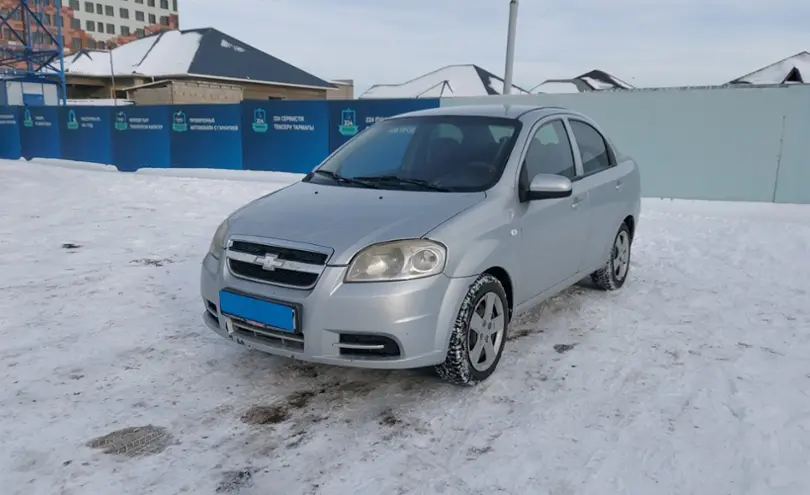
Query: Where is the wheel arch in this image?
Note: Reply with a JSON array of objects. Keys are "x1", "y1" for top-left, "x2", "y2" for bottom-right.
[
  {"x1": 623, "y1": 214, "x2": 636, "y2": 240},
  {"x1": 482, "y1": 266, "x2": 514, "y2": 320}
]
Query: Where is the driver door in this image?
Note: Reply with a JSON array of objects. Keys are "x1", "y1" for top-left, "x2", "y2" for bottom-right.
[{"x1": 514, "y1": 119, "x2": 589, "y2": 304}]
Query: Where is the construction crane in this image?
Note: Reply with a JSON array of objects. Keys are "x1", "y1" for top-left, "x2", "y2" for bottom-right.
[{"x1": 0, "y1": 0, "x2": 67, "y2": 104}]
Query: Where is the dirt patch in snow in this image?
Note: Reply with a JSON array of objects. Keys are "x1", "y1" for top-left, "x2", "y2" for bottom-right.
[
  {"x1": 130, "y1": 257, "x2": 174, "y2": 267},
  {"x1": 553, "y1": 343, "x2": 577, "y2": 354},
  {"x1": 215, "y1": 468, "x2": 256, "y2": 493},
  {"x1": 241, "y1": 389, "x2": 321, "y2": 426},
  {"x1": 378, "y1": 408, "x2": 400, "y2": 426}
]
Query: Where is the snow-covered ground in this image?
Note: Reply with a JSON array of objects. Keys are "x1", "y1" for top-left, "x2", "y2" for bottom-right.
[{"x1": 2, "y1": 159, "x2": 810, "y2": 495}]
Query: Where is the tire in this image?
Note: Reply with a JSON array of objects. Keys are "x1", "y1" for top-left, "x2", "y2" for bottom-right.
[
  {"x1": 591, "y1": 222, "x2": 632, "y2": 291},
  {"x1": 436, "y1": 274, "x2": 509, "y2": 386}
]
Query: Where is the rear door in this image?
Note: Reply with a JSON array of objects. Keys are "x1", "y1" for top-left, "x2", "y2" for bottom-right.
[
  {"x1": 565, "y1": 118, "x2": 627, "y2": 272},
  {"x1": 514, "y1": 118, "x2": 589, "y2": 303}
]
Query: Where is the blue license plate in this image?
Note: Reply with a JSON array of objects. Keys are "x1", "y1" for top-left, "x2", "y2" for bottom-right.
[{"x1": 218, "y1": 291, "x2": 296, "y2": 333}]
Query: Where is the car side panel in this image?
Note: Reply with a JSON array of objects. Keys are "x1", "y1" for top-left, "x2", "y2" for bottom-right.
[
  {"x1": 514, "y1": 182, "x2": 590, "y2": 303},
  {"x1": 576, "y1": 162, "x2": 630, "y2": 271},
  {"x1": 427, "y1": 197, "x2": 522, "y2": 286},
  {"x1": 564, "y1": 117, "x2": 640, "y2": 272}
]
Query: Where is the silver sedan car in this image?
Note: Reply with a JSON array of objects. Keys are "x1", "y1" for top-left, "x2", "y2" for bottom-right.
[{"x1": 200, "y1": 104, "x2": 641, "y2": 385}]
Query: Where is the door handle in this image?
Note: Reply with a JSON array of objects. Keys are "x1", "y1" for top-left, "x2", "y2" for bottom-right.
[
  {"x1": 615, "y1": 180, "x2": 624, "y2": 190},
  {"x1": 571, "y1": 197, "x2": 584, "y2": 209}
]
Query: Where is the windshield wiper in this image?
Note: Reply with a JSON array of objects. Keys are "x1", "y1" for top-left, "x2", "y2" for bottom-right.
[
  {"x1": 353, "y1": 175, "x2": 451, "y2": 192},
  {"x1": 313, "y1": 169, "x2": 380, "y2": 189}
]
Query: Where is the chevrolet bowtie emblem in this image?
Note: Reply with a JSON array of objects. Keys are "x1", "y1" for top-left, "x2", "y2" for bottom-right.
[{"x1": 256, "y1": 254, "x2": 285, "y2": 271}]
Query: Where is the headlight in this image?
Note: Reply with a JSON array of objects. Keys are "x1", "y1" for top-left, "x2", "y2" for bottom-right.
[
  {"x1": 208, "y1": 219, "x2": 229, "y2": 259},
  {"x1": 345, "y1": 239, "x2": 447, "y2": 283}
]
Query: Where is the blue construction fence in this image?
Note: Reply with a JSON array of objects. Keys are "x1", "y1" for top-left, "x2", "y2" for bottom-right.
[{"x1": 0, "y1": 98, "x2": 439, "y2": 172}]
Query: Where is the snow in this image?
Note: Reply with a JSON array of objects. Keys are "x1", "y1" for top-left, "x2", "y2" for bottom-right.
[
  {"x1": 62, "y1": 30, "x2": 202, "y2": 77},
  {"x1": 360, "y1": 64, "x2": 529, "y2": 99},
  {"x1": 733, "y1": 51, "x2": 810, "y2": 84},
  {"x1": 67, "y1": 99, "x2": 135, "y2": 106},
  {"x1": 3, "y1": 159, "x2": 810, "y2": 494}
]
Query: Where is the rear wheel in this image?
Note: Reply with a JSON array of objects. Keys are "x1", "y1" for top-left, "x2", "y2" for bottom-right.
[
  {"x1": 436, "y1": 274, "x2": 508, "y2": 386},
  {"x1": 591, "y1": 223, "x2": 632, "y2": 290}
]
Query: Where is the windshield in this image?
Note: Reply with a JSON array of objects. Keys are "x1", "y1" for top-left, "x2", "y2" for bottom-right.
[{"x1": 305, "y1": 115, "x2": 522, "y2": 192}]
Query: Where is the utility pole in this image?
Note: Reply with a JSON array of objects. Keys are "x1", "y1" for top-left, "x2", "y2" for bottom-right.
[
  {"x1": 503, "y1": 0, "x2": 519, "y2": 95},
  {"x1": 108, "y1": 41, "x2": 117, "y2": 106}
]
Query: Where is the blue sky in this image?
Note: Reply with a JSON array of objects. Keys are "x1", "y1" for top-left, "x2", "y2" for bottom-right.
[{"x1": 182, "y1": 0, "x2": 810, "y2": 92}]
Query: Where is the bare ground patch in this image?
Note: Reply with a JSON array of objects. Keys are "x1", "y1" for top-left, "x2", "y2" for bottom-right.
[{"x1": 215, "y1": 468, "x2": 256, "y2": 493}]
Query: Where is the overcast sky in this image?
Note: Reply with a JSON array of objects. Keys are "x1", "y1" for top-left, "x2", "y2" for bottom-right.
[{"x1": 182, "y1": 0, "x2": 810, "y2": 93}]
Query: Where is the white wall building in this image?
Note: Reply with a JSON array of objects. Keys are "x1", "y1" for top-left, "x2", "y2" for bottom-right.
[{"x1": 66, "y1": 0, "x2": 178, "y2": 42}]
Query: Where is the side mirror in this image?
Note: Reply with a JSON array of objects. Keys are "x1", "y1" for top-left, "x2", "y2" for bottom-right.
[{"x1": 527, "y1": 174, "x2": 573, "y2": 200}]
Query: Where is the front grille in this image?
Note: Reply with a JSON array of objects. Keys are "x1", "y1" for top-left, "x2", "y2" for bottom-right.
[
  {"x1": 228, "y1": 259, "x2": 318, "y2": 287},
  {"x1": 230, "y1": 240, "x2": 328, "y2": 265},
  {"x1": 226, "y1": 239, "x2": 328, "y2": 289}
]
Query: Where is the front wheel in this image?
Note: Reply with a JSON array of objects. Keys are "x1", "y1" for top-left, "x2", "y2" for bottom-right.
[
  {"x1": 436, "y1": 274, "x2": 509, "y2": 386},
  {"x1": 591, "y1": 223, "x2": 632, "y2": 290}
]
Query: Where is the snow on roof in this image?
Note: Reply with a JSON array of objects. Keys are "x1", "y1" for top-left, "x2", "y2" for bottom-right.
[
  {"x1": 730, "y1": 51, "x2": 810, "y2": 84},
  {"x1": 60, "y1": 28, "x2": 334, "y2": 89},
  {"x1": 531, "y1": 70, "x2": 633, "y2": 93},
  {"x1": 359, "y1": 64, "x2": 530, "y2": 99},
  {"x1": 62, "y1": 30, "x2": 201, "y2": 77}
]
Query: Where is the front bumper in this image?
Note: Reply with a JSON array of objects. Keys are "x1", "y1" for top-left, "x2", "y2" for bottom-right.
[{"x1": 200, "y1": 253, "x2": 475, "y2": 369}]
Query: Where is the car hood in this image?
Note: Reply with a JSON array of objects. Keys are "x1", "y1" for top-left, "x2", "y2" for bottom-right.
[{"x1": 227, "y1": 181, "x2": 486, "y2": 265}]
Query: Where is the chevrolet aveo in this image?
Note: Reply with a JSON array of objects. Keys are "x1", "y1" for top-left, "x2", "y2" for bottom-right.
[{"x1": 200, "y1": 104, "x2": 641, "y2": 385}]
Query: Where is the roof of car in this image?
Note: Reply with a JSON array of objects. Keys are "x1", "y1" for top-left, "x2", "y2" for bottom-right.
[{"x1": 392, "y1": 103, "x2": 570, "y2": 120}]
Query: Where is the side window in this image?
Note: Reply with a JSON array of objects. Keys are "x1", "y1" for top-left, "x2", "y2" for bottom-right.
[
  {"x1": 523, "y1": 120, "x2": 576, "y2": 180},
  {"x1": 569, "y1": 120, "x2": 611, "y2": 175}
]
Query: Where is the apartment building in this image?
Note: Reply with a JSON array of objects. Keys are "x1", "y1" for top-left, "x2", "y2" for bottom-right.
[
  {"x1": 0, "y1": 0, "x2": 178, "y2": 56},
  {"x1": 66, "y1": 0, "x2": 178, "y2": 47}
]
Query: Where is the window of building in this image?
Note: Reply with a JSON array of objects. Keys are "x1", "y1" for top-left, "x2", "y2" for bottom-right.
[
  {"x1": 84, "y1": 1, "x2": 93, "y2": 13},
  {"x1": 71, "y1": 18, "x2": 81, "y2": 29},
  {"x1": 69, "y1": 0, "x2": 80, "y2": 9},
  {"x1": 105, "y1": 5, "x2": 114, "y2": 16},
  {"x1": 159, "y1": 15, "x2": 169, "y2": 26},
  {"x1": 85, "y1": 20, "x2": 95, "y2": 31},
  {"x1": 121, "y1": 25, "x2": 131, "y2": 35},
  {"x1": 135, "y1": 28, "x2": 144, "y2": 37},
  {"x1": 135, "y1": 10, "x2": 144, "y2": 21},
  {"x1": 96, "y1": 3, "x2": 102, "y2": 14},
  {"x1": 160, "y1": 0, "x2": 169, "y2": 8},
  {"x1": 71, "y1": 38, "x2": 81, "y2": 50},
  {"x1": 87, "y1": 39, "x2": 96, "y2": 49},
  {"x1": 148, "y1": 13, "x2": 155, "y2": 23},
  {"x1": 147, "y1": 0, "x2": 155, "y2": 6},
  {"x1": 120, "y1": 7, "x2": 129, "y2": 18},
  {"x1": 172, "y1": 0, "x2": 177, "y2": 10},
  {"x1": 135, "y1": 0, "x2": 143, "y2": 3},
  {"x1": 106, "y1": 23, "x2": 115, "y2": 34}
]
